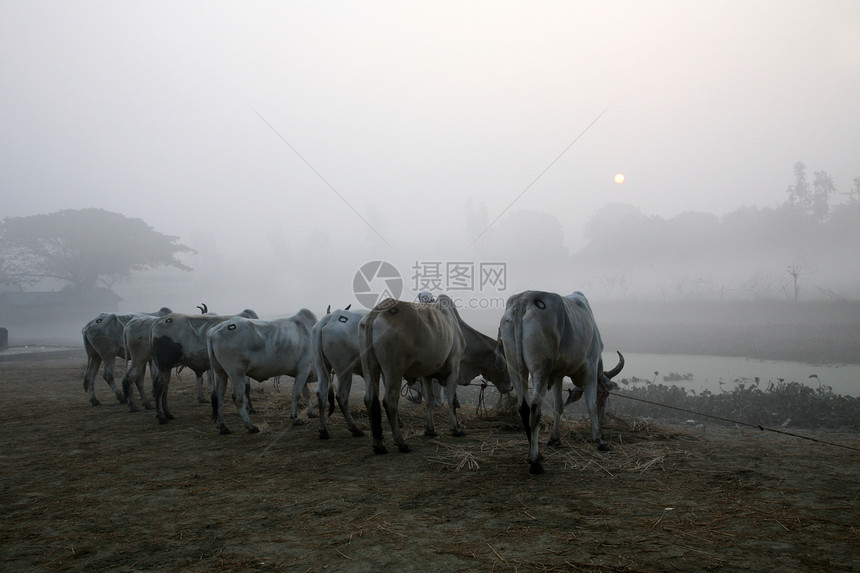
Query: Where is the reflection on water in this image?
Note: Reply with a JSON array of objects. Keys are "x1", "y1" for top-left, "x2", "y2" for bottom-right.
[{"x1": 607, "y1": 353, "x2": 860, "y2": 398}]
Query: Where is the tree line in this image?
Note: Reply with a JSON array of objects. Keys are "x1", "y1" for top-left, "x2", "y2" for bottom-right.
[
  {"x1": 573, "y1": 162, "x2": 860, "y2": 300},
  {"x1": 1, "y1": 163, "x2": 858, "y2": 302}
]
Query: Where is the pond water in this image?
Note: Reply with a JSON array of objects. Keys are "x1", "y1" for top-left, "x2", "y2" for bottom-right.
[{"x1": 610, "y1": 353, "x2": 860, "y2": 397}]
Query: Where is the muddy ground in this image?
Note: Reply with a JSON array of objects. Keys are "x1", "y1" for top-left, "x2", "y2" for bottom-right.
[{"x1": 1, "y1": 355, "x2": 858, "y2": 572}]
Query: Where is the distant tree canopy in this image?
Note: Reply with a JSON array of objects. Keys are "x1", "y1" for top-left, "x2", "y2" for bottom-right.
[
  {"x1": 786, "y1": 161, "x2": 836, "y2": 221},
  {"x1": 0, "y1": 208, "x2": 195, "y2": 291}
]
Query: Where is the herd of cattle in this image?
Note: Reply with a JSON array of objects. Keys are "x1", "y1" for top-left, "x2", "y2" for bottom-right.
[{"x1": 81, "y1": 291, "x2": 624, "y2": 474}]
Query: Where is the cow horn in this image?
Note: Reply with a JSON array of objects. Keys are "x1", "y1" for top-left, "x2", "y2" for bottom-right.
[
  {"x1": 197, "y1": 303, "x2": 208, "y2": 314},
  {"x1": 326, "y1": 305, "x2": 331, "y2": 315},
  {"x1": 604, "y1": 351, "x2": 625, "y2": 379},
  {"x1": 345, "y1": 304, "x2": 351, "y2": 311}
]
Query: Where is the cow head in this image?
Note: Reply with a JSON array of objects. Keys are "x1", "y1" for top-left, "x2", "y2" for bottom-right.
[
  {"x1": 564, "y1": 351, "x2": 625, "y2": 407},
  {"x1": 601, "y1": 350, "x2": 624, "y2": 391},
  {"x1": 493, "y1": 337, "x2": 507, "y2": 376}
]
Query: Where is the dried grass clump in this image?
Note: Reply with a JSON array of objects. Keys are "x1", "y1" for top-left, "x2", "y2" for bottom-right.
[
  {"x1": 426, "y1": 442, "x2": 483, "y2": 471},
  {"x1": 419, "y1": 407, "x2": 690, "y2": 474}
]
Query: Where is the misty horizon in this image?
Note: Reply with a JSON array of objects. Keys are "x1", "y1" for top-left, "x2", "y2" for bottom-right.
[{"x1": 2, "y1": 1, "x2": 859, "y2": 320}]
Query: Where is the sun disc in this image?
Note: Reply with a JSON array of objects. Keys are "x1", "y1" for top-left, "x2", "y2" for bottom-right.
[{"x1": 614, "y1": 173, "x2": 625, "y2": 184}]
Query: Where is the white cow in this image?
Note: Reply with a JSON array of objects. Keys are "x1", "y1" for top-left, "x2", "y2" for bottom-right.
[
  {"x1": 120, "y1": 314, "x2": 160, "y2": 412},
  {"x1": 82, "y1": 307, "x2": 172, "y2": 406},
  {"x1": 496, "y1": 290, "x2": 624, "y2": 474},
  {"x1": 359, "y1": 295, "x2": 465, "y2": 454},
  {"x1": 312, "y1": 306, "x2": 368, "y2": 439},
  {"x1": 149, "y1": 309, "x2": 258, "y2": 424},
  {"x1": 208, "y1": 309, "x2": 319, "y2": 434}
]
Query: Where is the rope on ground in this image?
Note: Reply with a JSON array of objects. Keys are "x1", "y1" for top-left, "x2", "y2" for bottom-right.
[
  {"x1": 609, "y1": 391, "x2": 860, "y2": 453},
  {"x1": 400, "y1": 381, "x2": 421, "y2": 403}
]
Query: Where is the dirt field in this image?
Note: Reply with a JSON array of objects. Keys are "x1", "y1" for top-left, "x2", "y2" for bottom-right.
[{"x1": 1, "y1": 356, "x2": 858, "y2": 572}]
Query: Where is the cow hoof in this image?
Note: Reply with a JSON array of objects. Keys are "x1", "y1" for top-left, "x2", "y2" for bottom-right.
[
  {"x1": 90, "y1": 399, "x2": 101, "y2": 406},
  {"x1": 119, "y1": 397, "x2": 128, "y2": 405},
  {"x1": 529, "y1": 462, "x2": 545, "y2": 475},
  {"x1": 219, "y1": 426, "x2": 231, "y2": 435},
  {"x1": 166, "y1": 414, "x2": 175, "y2": 421},
  {"x1": 598, "y1": 443, "x2": 612, "y2": 452},
  {"x1": 373, "y1": 445, "x2": 388, "y2": 455},
  {"x1": 452, "y1": 429, "x2": 465, "y2": 438},
  {"x1": 248, "y1": 426, "x2": 260, "y2": 434},
  {"x1": 307, "y1": 411, "x2": 318, "y2": 419},
  {"x1": 350, "y1": 428, "x2": 365, "y2": 438},
  {"x1": 291, "y1": 418, "x2": 305, "y2": 426},
  {"x1": 319, "y1": 429, "x2": 331, "y2": 440},
  {"x1": 398, "y1": 444, "x2": 412, "y2": 453},
  {"x1": 248, "y1": 407, "x2": 257, "y2": 415},
  {"x1": 144, "y1": 403, "x2": 154, "y2": 411},
  {"x1": 547, "y1": 437, "x2": 561, "y2": 447},
  {"x1": 128, "y1": 405, "x2": 140, "y2": 413},
  {"x1": 157, "y1": 416, "x2": 168, "y2": 425},
  {"x1": 424, "y1": 430, "x2": 438, "y2": 437}
]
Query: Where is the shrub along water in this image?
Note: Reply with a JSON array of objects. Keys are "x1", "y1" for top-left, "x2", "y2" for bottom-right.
[{"x1": 608, "y1": 379, "x2": 860, "y2": 430}]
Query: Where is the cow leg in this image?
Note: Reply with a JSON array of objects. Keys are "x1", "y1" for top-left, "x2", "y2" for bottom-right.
[
  {"x1": 122, "y1": 361, "x2": 144, "y2": 412},
  {"x1": 196, "y1": 370, "x2": 211, "y2": 404},
  {"x1": 153, "y1": 369, "x2": 174, "y2": 424},
  {"x1": 121, "y1": 368, "x2": 135, "y2": 411},
  {"x1": 582, "y1": 369, "x2": 611, "y2": 451},
  {"x1": 245, "y1": 378, "x2": 256, "y2": 414},
  {"x1": 84, "y1": 352, "x2": 102, "y2": 405},
  {"x1": 102, "y1": 355, "x2": 126, "y2": 404},
  {"x1": 421, "y1": 377, "x2": 437, "y2": 437},
  {"x1": 336, "y1": 373, "x2": 363, "y2": 437},
  {"x1": 141, "y1": 360, "x2": 157, "y2": 409},
  {"x1": 316, "y1": 366, "x2": 333, "y2": 439},
  {"x1": 363, "y1": 370, "x2": 386, "y2": 454},
  {"x1": 229, "y1": 368, "x2": 258, "y2": 434},
  {"x1": 446, "y1": 377, "x2": 465, "y2": 437},
  {"x1": 526, "y1": 374, "x2": 550, "y2": 474},
  {"x1": 290, "y1": 366, "x2": 313, "y2": 424},
  {"x1": 382, "y1": 371, "x2": 409, "y2": 452},
  {"x1": 303, "y1": 379, "x2": 317, "y2": 419},
  {"x1": 434, "y1": 381, "x2": 445, "y2": 408},
  {"x1": 210, "y1": 364, "x2": 229, "y2": 433},
  {"x1": 547, "y1": 378, "x2": 564, "y2": 447}
]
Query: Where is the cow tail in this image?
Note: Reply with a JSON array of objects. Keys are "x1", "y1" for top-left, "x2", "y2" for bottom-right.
[
  {"x1": 82, "y1": 334, "x2": 95, "y2": 390},
  {"x1": 360, "y1": 311, "x2": 378, "y2": 379},
  {"x1": 312, "y1": 317, "x2": 332, "y2": 408},
  {"x1": 360, "y1": 310, "x2": 386, "y2": 443},
  {"x1": 514, "y1": 302, "x2": 528, "y2": 386},
  {"x1": 511, "y1": 301, "x2": 531, "y2": 434},
  {"x1": 312, "y1": 317, "x2": 328, "y2": 382}
]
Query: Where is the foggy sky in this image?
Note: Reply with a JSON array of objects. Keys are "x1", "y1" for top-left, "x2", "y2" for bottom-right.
[{"x1": 2, "y1": 1, "x2": 859, "y2": 315}]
